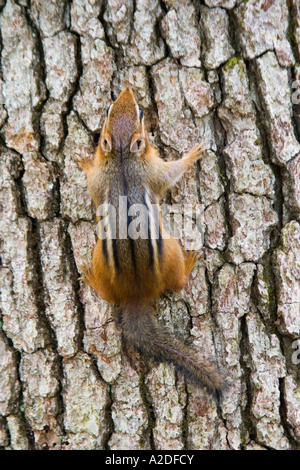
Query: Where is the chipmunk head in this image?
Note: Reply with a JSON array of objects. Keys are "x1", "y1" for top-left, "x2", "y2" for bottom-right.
[{"x1": 100, "y1": 88, "x2": 147, "y2": 156}]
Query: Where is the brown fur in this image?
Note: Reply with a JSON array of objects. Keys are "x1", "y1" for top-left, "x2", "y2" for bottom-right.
[{"x1": 77, "y1": 88, "x2": 224, "y2": 391}]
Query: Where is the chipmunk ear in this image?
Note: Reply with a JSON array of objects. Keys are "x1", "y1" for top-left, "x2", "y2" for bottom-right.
[
  {"x1": 130, "y1": 134, "x2": 145, "y2": 153},
  {"x1": 100, "y1": 134, "x2": 112, "y2": 153}
]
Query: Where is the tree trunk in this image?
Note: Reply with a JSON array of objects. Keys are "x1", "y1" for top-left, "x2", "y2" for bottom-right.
[{"x1": 0, "y1": 0, "x2": 300, "y2": 451}]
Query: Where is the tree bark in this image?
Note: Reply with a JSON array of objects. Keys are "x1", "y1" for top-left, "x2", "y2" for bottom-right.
[{"x1": 0, "y1": 0, "x2": 300, "y2": 450}]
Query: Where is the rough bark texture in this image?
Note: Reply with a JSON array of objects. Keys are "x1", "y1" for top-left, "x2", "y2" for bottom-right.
[{"x1": 0, "y1": 0, "x2": 300, "y2": 450}]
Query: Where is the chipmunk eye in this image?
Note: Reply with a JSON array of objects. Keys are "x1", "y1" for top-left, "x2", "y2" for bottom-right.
[{"x1": 139, "y1": 108, "x2": 144, "y2": 120}]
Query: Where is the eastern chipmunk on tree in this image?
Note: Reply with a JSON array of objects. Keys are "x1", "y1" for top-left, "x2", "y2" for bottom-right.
[{"x1": 77, "y1": 88, "x2": 223, "y2": 391}]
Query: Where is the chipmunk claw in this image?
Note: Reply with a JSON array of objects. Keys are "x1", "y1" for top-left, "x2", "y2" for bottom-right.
[
  {"x1": 183, "y1": 243, "x2": 203, "y2": 275},
  {"x1": 75, "y1": 155, "x2": 91, "y2": 172},
  {"x1": 78, "y1": 260, "x2": 93, "y2": 282},
  {"x1": 185, "y1": 142, "x2": 207, "y2": 164}
]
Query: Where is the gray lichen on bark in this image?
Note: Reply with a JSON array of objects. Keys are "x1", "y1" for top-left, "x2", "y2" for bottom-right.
[{"x1": 0, "y1": 0, "x2": 299, "y2": 450}]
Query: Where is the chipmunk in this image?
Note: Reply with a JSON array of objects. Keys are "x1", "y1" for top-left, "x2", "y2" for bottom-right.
[{"x1": 77, "y1": 88, "x2": 223, "y2": 391}]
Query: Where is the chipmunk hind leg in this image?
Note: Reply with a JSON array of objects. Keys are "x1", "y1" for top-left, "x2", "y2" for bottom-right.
[
  {"x1": 160, "y1": 236, "x2": 202, "y2": 293},
  {"x1": 183, "y1": 246, "x2": 202, "y2": 278},
  {"x1": 77, "y1": 260, "x2": 103, "y2": 296},
  {"x1": 160, "y1": 235, "x2": 187, "y2": 292}
]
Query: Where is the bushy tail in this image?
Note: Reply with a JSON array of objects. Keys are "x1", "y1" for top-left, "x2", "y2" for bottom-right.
[{"x1": 114, "y1": 304, "x2": 224, "y2": 391}]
